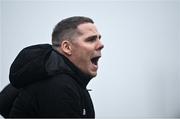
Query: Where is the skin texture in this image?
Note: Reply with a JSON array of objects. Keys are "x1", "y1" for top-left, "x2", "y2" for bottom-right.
[{"x1": 59, "y1": 23, "x2": 104, "y2": 78}]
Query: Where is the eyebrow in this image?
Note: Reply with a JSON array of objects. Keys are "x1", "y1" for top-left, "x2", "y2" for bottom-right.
[{"x1": 86, "y1": 34, "x2": 101, "y2": 40}]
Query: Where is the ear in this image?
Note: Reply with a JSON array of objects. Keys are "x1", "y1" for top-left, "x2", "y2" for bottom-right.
[{"x1": 60, "y1": 40, "x2": 72, "y2": 55}]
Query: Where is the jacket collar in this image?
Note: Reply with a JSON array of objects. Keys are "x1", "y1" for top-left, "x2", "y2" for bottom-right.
[{"x1": 49, "y1": 49, "x2": 92, "y2": 89}]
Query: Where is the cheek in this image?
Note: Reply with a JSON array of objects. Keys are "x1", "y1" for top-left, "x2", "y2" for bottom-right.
[
  {"x1": 78, "y1": 50, "x2": 91, "y2": 62},
  {"x1": 75, "y1": 49, "x2": 92, "y2": 65},
  {"x1": 73, "y1": 44, "x2": 91, "y2": 56},
  {"x1": 71, "y1": 43, "x2": 94, "y2": 63}
]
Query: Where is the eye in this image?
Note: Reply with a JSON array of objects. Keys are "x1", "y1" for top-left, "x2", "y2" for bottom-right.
[
  {"x1": 86, "y1": 36, "x2": 97, "y2": 42},
  {"x1": 87, "y1": 38, "x2": 96, "y2": 42}
]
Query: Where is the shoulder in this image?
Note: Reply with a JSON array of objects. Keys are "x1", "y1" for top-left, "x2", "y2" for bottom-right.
[
  {"x1": 23, "y1": 73, "x2": 81, "y2": 99},
  {"x1": 36, "y1": 74, "x2": 79, "y2": 90}
]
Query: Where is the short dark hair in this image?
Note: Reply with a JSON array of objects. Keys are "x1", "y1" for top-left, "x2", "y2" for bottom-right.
[{"x1": 52, "y1": 16, "x2": 94, "y2": 47}]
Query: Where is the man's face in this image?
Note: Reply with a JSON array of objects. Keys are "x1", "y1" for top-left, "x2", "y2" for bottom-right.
[{"x1": 70, "y1": 23, "x2": 104, "y2": 78}]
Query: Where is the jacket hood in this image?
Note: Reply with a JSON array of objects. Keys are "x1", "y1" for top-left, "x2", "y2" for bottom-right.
[
  {"x1": 9, "y1": 44, "x2": 52, "y2": 89},
  {"x1": 9, "y1": 44, "x2": 92, "y2": 89}
]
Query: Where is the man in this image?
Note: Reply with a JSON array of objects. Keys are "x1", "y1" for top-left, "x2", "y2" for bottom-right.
[{"x1": 9, "y1": 16, "x2": 104, "y2": 118}]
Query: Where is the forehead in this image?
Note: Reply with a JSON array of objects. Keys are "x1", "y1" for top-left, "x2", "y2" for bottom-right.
[{"x1": 77, "y1": 23, "x2": 100, "y2": 36}]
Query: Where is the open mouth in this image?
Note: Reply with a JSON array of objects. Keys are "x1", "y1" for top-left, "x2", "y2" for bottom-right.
[{"x1": 91, "y1": 56, "x2": 101, "y2": 66}]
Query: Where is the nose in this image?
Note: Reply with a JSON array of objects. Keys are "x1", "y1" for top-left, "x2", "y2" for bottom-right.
[{"x1": 96, "y1": 40, "x2": 104, "y2": 51}]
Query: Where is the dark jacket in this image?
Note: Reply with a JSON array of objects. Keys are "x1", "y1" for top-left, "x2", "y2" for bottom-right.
[
  {"x1": 9, "y1": 44, "x2": 95, "y2": 118},
  {"x1": 0, "y1": 84, "x2": 19, "y2": 118}
]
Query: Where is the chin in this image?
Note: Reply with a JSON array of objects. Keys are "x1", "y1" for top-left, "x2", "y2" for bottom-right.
[{"x1": 89, "y1": 73, "x2": 97, "y2": 78}]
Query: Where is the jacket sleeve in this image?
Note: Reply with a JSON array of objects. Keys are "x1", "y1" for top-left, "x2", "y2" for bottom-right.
[
  {"x1": 9, "y1": 88, "x2": 37, "y2": 118},
  {"x1": 0, "y1": 83, "x2": 19, "y2": 118},
  {"x1": 9, "y1": 78, "x2": 82, "y2": 118}
]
